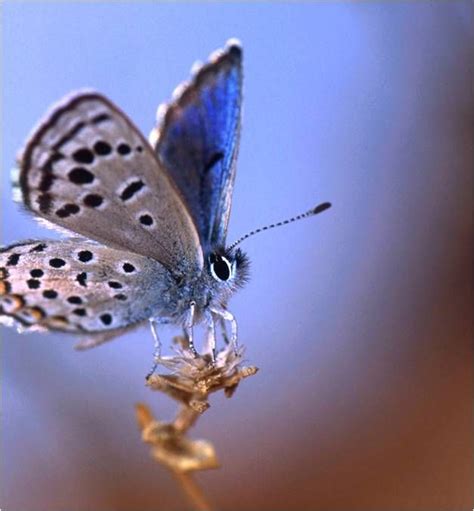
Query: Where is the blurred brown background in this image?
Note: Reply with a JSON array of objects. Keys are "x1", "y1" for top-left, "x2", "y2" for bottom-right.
[{"x1": 2, "y1": 2, "x2": 472, "y2": 510}]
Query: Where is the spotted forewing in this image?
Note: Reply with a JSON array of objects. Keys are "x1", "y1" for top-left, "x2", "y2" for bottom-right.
[{"x1": 18, "y1": 93, "x2": 203, "y2": 273}]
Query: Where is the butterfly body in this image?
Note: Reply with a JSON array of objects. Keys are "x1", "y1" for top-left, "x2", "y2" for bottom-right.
[{"x1": 144, "y1": 245, "x2": 249, "y2": 328}]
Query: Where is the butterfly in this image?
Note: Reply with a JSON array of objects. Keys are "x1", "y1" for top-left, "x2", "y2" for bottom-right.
[{"x1": 0, "y1": 39, "x2": 331, "y2": 365}]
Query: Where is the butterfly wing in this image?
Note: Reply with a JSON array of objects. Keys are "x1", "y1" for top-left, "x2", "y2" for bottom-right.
[
  {"x1": 0, "y1": 239, "x2": 172, "y2": 334},
  {"x1": 150, "y1": 39, "x2": 243, "y2": 249},
  {"x1": 17, "y1": 92, "x2": 203, "y2": 275}
]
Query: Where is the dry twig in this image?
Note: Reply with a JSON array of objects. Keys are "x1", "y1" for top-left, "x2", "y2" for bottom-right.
[{"x1": 135, "y1": 339, "x2": 258, "y2": 510}]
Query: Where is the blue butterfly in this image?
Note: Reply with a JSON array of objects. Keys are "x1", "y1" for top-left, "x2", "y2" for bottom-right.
[{"x1": 0, "y1": 39, "x2": 330, "y2": 366}]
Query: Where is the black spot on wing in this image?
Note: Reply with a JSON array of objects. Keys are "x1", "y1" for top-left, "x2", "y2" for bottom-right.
[
  {"x1": 93, "y1": 140, "x2": 112, "y2": 156},
  {"x1": 139, "y1": 214, "x2": 153, "y2": 226},
  {"x1": 37, "y1": 193, "x2": 53, "y2": 214},
  {"x1": 69, "y1": 167, "x2": 95, "y2": 184},
  {"x1": 43, "y1": 289, "x2": 58, "y2": 299},
  {"x1": 76, "y1": 272, "x2": 87, "y2": 287},
  {"x1": 27, "y1": 279, "x2": 41, "y2": 289},
  {"x1": 100, "y1": 313, "x2": 112, "y2": 325},
  {"x1": 72, "y1": 148, "x2": 95, "y2": 164},
  {"x1": 117, "y1": 143, "x2": 131, "y2": 155},
  {"x1": 77, "y1": 250, "x2": 93, "y2": 262},
  {"x1": 67, "y1": 296, "x2": 82, "y2": 304},
  {"x1": 120, "y1": 180, "x2": 144, "y2": 201},
  {"x1": 30, "y1": 243, "x2": 47, "y2": 253},
  {"x1": 7, "y1": 254, "x2": 20, "y2": 266},
  {"x1": 49, "y1": 258, "x2": 66, "y2": 268},
  {"x1": 56, "y1": 203, "x2": 80, "y2": 218},
  {"x1": 83, "y1": 194, "x2": 103, "y2": 208}
]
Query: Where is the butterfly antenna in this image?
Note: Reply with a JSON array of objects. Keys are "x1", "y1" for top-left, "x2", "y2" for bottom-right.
[{"x1": 228, "y1": 201, "x2": 332, "y2": 251}]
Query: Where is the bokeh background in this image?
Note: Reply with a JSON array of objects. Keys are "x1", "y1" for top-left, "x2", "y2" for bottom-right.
[{"x1": 1, "y1": 2, "x2": 472, "y2": 510}]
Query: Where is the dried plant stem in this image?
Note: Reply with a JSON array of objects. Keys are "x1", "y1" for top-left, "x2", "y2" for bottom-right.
[
  {"x1": 172, "y1": 470, "x2": 213, "y2": 511},
  {"x1": 136, "y1": 345, "x2": 258, "y2": 510},
  {"x1": 174, "y1": 404, "x2": 201, "y2": 433}
]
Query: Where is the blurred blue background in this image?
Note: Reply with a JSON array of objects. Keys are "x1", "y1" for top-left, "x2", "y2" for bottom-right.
[{"x1": 1, "y1": 2, "x2": 472, "y2": 510}]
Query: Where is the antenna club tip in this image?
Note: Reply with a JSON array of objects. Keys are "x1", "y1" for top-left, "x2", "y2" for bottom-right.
[{"x1": 312, "y1": 202, "x2": 332, "y2": 215}]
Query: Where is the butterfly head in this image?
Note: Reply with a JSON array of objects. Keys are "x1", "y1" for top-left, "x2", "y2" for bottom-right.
[{"x1": 207, "y1": 247, "x2": 249, "y2": 290}]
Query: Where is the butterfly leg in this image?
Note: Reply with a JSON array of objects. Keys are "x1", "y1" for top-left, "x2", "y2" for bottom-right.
[
  {"x1": 211, "y1": 307, "x2": 238, "y2": 354},
  {"x1": 203, "y1": 310, "x2": 216, "y2": 362},
  {"x1": 146, "y1": 316, "x2": 172, "y2": 379},
  {"x1": 218, "y1": 316, "x2": 230, "y2": 345},
  {"x1": 184, "y1": 301, "x2": 198, "y2": 358}
]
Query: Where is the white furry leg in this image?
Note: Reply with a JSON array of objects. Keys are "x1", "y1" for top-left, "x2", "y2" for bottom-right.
[
  {"x1": 211, "y1": 307, "x2": 238, "y2": 353},
  {"x1": 218, "y1": 315, "x2": 230, "y2": 345},
  {"x1": 203, "y1": 310, "x2": 216, "y2": 361},
  {"x1": 184, "y1": 301, "x2": 197, "y2": 357},
  {"x1": 146, "y1": 317, "x2": 171, "y2": 379}
]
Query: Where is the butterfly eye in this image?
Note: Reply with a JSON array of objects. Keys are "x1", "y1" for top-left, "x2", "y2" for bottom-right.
[{"x1": 209, "y1": 254, "x2": 232, "y2": 282}]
